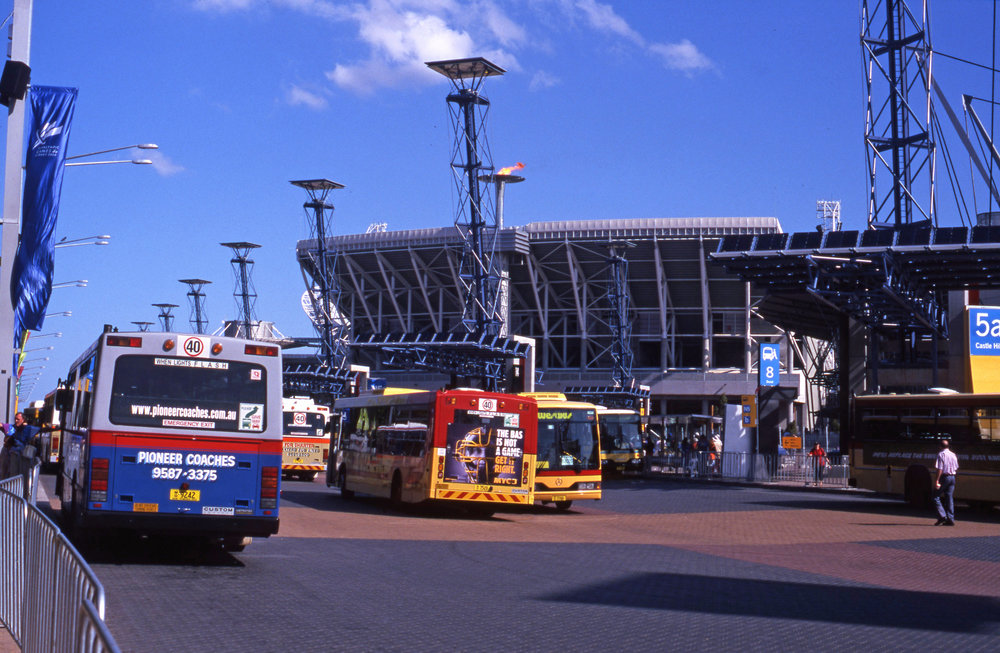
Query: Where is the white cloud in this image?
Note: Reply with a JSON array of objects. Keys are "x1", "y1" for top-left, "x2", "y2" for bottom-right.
[
  {"x1": 145, "y1": 151, "x2": 185, "y2": 177},
  {"x1": 191, "y1": 0, "x2": 255, "y2": 12},
  {"x1": 573, "y1": 0, "x2": 644, "y2": 46},
  {"x1": 529, "y1": 70, "x2": 560, "y2": 91},
  {"x1": 287, "y1": 84, "x2": 329, "y2": 109},
  {"x1": 649, "y1": 39, "x2": 715, "y2": 75}
]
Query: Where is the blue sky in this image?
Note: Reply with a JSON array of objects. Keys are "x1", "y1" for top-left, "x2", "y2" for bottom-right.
[{"x1": 4, "y1": 0, "x2": 997, "y2": 403}]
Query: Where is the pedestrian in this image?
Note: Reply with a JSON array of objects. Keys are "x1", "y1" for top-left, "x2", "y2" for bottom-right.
[
  {"x1": 4, "y1": 412, "x2": 40, "y2": 482},
  {"x1": 933, "y1": 439, "x2": 959, "y2": 526},
  {"x1": 808, "y1": 442, "x2": 827, "y2": 486},
  {"x1": 0, "y1": 419, "x2": 14, "y2": 479}
]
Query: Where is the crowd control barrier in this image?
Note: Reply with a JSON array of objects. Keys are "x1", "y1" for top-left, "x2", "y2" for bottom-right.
[
  {"x1": 0, "y1": 468, "x2": 121, "y2": 653},
  {"x1": 646, "y1": 451, "x2": 849, "y2": 488}
]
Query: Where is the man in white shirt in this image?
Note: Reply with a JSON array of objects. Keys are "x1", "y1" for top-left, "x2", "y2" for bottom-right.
[{"x1": 933, "y1": 439, "x2": 959, "y2": 526}]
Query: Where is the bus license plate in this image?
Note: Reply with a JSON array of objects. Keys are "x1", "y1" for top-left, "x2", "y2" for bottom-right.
[
  {"x1": 170, "y1": 489, "x2": 201, "y2": 501},
  {"x1": 133, "y1": 503, "x2": 158, "y2": 512}
]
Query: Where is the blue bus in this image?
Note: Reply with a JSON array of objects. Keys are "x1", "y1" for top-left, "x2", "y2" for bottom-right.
[{"x1": 55, "y1": 327, "x2": 283, "y2": 551}]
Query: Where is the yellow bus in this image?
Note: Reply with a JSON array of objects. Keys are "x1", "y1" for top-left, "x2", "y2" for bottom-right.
[
  {"x1": 328, "y1": 388, "x2": 538, "y2": 515},
  {"x1": 851, "y1": 392, "x2": 1000, "y2": 508},
  {"x1": 281, "y1": 396, "x2": 331, "y2": 480},
  {"x1": 521, "y1": 393, "x2": 601, "y2": 510},
  {"x1": 597, "y1": 406, "x2": 644, "y2": 475}
]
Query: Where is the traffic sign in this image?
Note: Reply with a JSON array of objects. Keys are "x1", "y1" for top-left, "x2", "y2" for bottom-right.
[
  {"x1": 741, "y1": 394, "x2": 757, "y2": 427},
  {"x1": 759, "y1": 343, "x2": 779, "y2": 387}
]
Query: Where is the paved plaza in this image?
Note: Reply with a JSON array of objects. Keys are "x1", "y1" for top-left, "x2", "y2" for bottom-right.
[{"x1": 44, "y1": 476, "x2": 993, "y2": 652}]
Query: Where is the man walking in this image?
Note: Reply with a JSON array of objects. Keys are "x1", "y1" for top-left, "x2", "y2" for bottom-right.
[{"x1": 933, "y1": 439, "x2": 959, "y2": 526}]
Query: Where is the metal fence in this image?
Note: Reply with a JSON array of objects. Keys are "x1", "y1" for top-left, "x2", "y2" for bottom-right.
[
  {"x1": 646, "y1": 451, "x2": 849, "y2": 488},
  {"x1": 0, "y1": 467, "x2": 121, "y2": 653}
]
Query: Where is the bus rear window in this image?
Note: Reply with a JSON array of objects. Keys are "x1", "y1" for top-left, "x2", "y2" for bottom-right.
[{"x1": 109, "y1": 355, "x2": 267, "y2": 432}]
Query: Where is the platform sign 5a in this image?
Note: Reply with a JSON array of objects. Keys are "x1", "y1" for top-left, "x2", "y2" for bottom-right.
[
  {"x1": 759, "y1": 343, "x2": 780, "y2": 387},
  {"x1": 967, "y1": 306, "x2": 1000, "y2": 392}
]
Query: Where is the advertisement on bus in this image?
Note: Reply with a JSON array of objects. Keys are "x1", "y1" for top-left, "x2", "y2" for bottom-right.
[{"x1": 443, "y1": 405, "x2": 525, "y2": 487}]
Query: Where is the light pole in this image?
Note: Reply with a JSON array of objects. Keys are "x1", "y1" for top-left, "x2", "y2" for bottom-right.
[
  {"x1": 29, "y1": 332, "x2": 62, "y2": 340},
  {"x1": 52, "y1": 280, "x2": 87, "y2": 289},
  {"x1": 65, "y1": 159, "x2": 152, "y2": 168},
  {"x1": 0, "y1": 0, "x2": 34, "y2": 422},
  {"x1": 55, "y1": 235, "x2": 110, "y2": 248},
  {"x1": 64, "y1": 143, "x2": 157, "y2": 161}
]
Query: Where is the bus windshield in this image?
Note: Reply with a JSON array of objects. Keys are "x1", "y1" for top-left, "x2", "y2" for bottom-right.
[
  {"x1": 600, "y1": 414, "x2": 642, "y2": 452},
  {"x1": 537, "y1": 408, "x2": 599, "y2": 471},
  {"x1": 282, "y1": 411, "x2": 327, "y2": 437},
  {"x1": 109, "y1": 354, "x2": 268, "y2": 432}
]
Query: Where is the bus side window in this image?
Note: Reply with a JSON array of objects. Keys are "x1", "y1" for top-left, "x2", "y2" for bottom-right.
[
  {"x1": 78, "y1": 356, "x2": 96, "y2": 428},
  {"x1": 64, "y1": 369, "x2": 79, "y2": 429}
]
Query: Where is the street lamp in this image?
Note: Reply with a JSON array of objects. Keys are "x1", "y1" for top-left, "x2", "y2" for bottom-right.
[
  {"x1": 55, "y1": 235, "x2": 110, "y2": 248},
  {"x1": 65, "y1": 159, "x2": 152, "y2": 167},
  {"x1": 21, "y1": 346, "x2": 54, "y2": 354},
  {"x1": 52, "y1": 280, "x2": 87, "y2": 289},
  {"x1": 29, "y1": 332, "x2": 62, "y2": 339},
  {"x1": 65, "y1": 143, "x2": 158, "y2": 161},
  {"x1": 44, "y1": 311, "x2": 71, "y2": 318}
]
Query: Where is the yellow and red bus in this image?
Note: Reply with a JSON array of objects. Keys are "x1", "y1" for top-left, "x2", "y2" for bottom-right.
[
  {"x1": 281, "y1": 396, "x2": 331, "y2": 480},
  {"x1": 328, "y1": 388, "x2": 537, "y2": 515},
  {"x1": 597, "y1": 406, "x2": 644, "y2": 475},
  {"x1": 521, "y1": 393, "x2": 601, "y2": 510},
  {"x1": 851, "y1": 392, "x2": 1000, "y2": 508}
]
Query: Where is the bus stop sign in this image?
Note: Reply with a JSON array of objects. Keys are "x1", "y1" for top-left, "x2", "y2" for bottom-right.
[{"x1": 759, "y1": 343, "x2": 779, "y2": 387}]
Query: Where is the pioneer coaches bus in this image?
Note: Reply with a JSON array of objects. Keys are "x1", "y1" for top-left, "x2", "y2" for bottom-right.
[
  {"x1": 328, "y1": 388, "x2": 538, "y2": 515},
  {"x1": 521, "y1": 393, "x2": 601, "y2": 510},
  {"x1": 56, "y1": 328, "x2": 283, "y2": 551},
  {"x1": 851, "y1": 392, "x2": 1000, "y2": 508}
]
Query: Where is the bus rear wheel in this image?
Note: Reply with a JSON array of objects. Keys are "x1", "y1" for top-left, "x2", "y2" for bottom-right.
[
  {"x1": 223, "y1": 536, "x2": 251, "y2": 552},
  {"x1": 390, "y1": 472, "x2": 403, "y2": 508},
  {"x1": 338, "y1": 466, "x2": 354, "y2": 499},
  {"x1": 554, "y1": 500, "x2": 573, "y2": 511}
]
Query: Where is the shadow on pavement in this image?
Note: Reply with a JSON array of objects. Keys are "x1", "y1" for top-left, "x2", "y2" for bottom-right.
[{"x1": 540, "y1": 572, "x2": 1000, "y2": 633}]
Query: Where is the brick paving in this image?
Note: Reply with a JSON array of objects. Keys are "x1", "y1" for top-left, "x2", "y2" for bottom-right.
[{"x1": 13, "y1": 475, "x2": 1000, "y2": 652}]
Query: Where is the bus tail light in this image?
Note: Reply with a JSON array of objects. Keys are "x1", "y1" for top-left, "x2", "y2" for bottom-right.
[
  {"x1": 90, "y1": 458, "x2": 109, "y2": 501},
  {"x1": 245, "y1": 344, "x2": 279, "y2": 357},
  {"x1": 106, "y1": 335, "x2": 142, "y2": 348},
  {"x1": 521, "y1": 460, "x2": 530, "y2": 485},
  {"x1": 322, "y1": 448, "x2": 329, "y2": 462},
  {"x1": 260, "y1": 466, "x2": 279, "y2": 509},
  {"x1": 437, "y1": 455, "x2": 445, "y2": 479}
]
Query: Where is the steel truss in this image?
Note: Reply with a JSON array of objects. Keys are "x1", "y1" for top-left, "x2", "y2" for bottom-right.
[{"x1": 350, "y1": 331, "x2": 529, "y2": 383}]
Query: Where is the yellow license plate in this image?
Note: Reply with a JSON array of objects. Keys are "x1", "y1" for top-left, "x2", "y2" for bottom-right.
[
  {"x1": 133, "y1": 503, "x2": 159, "y2": 513},
  {"x1": 169, "y1": 489, "x2": 201, "y2": 501},
  {"x1": 551, "y1": 495, "x2": 567, "y2": 502}
]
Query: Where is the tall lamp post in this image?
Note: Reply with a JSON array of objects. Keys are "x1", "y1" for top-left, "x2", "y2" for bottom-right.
[{"x1": 0, "y1": 0, "x2": 34, "y2": 422}]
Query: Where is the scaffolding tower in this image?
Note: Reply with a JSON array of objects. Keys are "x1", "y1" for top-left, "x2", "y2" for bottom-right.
[
  {"x1": 862, "y1": 0, "x2": 936, "y2": 229},
  {"x1": 221, "y1": 242, "x2": 260, "y2": 339},
  {"x1": 179, "y1": 278, "x2": 211, "y2": 335}
]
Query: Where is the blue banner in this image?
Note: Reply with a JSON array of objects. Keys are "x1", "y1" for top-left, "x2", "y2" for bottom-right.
[{"x1": 10, "y1": 86, "x2": 78, "y2": 345}]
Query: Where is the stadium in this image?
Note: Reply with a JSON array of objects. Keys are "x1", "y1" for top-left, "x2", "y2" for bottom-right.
[{"x1": 296, "y1": 215, "x2": 817, "y2": 443}]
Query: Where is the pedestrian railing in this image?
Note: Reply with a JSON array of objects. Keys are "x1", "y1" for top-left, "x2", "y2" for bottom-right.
[
  {"x1": 646, "y1": 451, "x2": 848, "y2": 488},
  {"x1": 0, "y1": 471, "x2": 121, "y2": 653}
]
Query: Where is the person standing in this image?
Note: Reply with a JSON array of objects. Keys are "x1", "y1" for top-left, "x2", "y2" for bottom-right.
[
  {"x1": 808, "y1": 442, "x2": 828, "y2": 486},
  {"x1": 933, "y1": 439, "x2": 959, "y2": 526}
]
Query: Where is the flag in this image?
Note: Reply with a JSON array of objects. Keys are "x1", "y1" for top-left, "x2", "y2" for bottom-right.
[{"x1": 10, "y1": 85, "x2": 78, "y2": 345}]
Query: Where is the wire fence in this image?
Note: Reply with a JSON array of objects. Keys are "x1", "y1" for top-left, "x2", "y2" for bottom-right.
[
  {"x1": 0, "y1": 463, "x2": 121, "y2": 653},
  {"x1": 645, "y1": 451, "x2": 849, "y2": 488}
]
